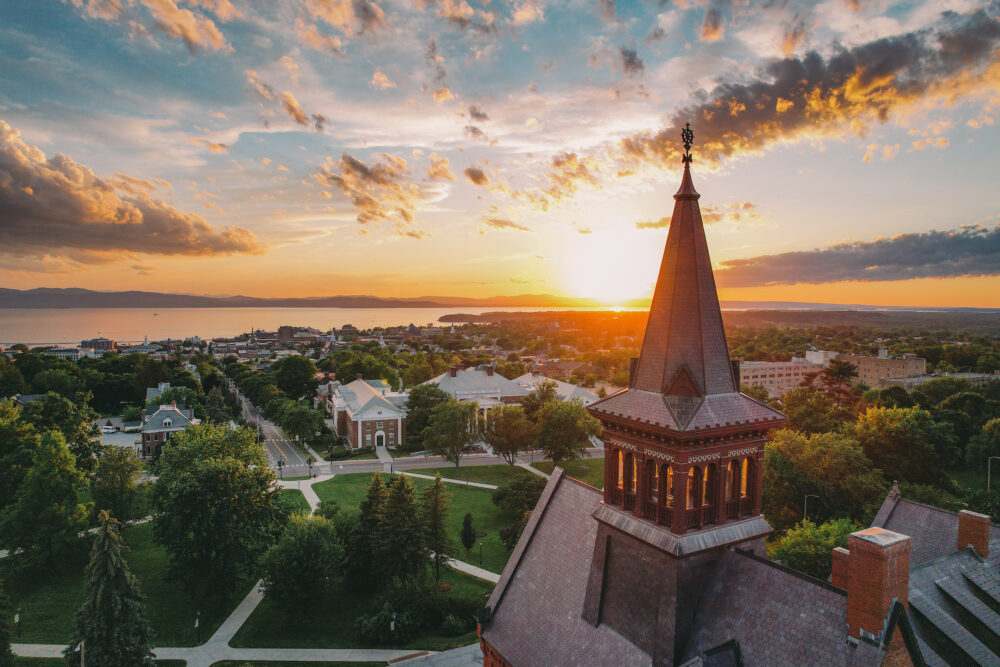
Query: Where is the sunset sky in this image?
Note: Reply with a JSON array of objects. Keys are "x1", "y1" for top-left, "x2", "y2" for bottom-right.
[{"x1": 1, "y1": 0, "x2": 999, "y2": 306}]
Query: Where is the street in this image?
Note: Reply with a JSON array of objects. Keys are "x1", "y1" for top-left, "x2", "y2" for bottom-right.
[{"x1": 227, "y1": 381, "x2": 310, "y2": 468}]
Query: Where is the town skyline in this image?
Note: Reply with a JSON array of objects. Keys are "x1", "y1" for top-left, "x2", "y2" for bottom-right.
[{"x1": 2, "y1": 0, "x2": 999, "y2": 307}]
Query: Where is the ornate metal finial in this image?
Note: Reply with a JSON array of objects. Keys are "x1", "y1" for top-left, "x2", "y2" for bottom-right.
[{"x1": 681, "y1": 122, "x2": 694, "y2": 165}]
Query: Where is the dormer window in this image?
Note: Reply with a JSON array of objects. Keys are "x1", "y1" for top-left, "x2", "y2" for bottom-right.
[{"x1": 163, "y1": 418, "x2": 173, "y2": 427}]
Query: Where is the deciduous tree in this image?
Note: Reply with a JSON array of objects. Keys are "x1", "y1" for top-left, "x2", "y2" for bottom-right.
[
  {"x1": 153, "y1": 424, "x2": 286, "y2": 594},
  {"x1": 853, "y1": 407, "x2": 957, "y2": 487},
  {"x1": 21, "y1": 393, "x2": 102, "y2": 472},
  {"x1": 771, "y1": 519, "x2": 856, "y2": 580},
  {"x1": 272, "y1": 355, "x2": 319, "y2": 399},
  {"x1": 0, "y1": 578, "x2": 13, "y2": 667},
  {"x1": 1, "y1": 431, "x2": 90, "y2": 565},
  {"x1": 405, "y1": 384, "x2": 449, "y2": 437},
  {"x1": 423, "y1": 399, "x2": 478, "y2": 469},
  {"x1": 64, "y1": 511, "x2": 155, "y2": 666},
  {"x1": 0, "y1": 398, "x2": 39, "y2": 511},
  {"x1": 92, "y1": 446, "x2": 144, "y2": 523},
  {"x1": 535, "y1": 399, "x2": 601, "y2": 468},
  {"x1": 262, "y1": 515, "x2": 345, "y2": 609},
  {"x1": 483, "y1": 405, "x2": 533, "y2": 467},
  {"x1": 521, "y1": 381, "x2": 558, "y2": 424}
]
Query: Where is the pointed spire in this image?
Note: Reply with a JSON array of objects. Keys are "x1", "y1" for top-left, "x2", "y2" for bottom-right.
[{"x1": 631, "y1": 123, "x2": 736, "y2": 401}]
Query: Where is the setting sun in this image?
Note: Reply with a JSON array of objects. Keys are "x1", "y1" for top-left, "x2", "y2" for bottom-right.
[{"x1": 562, "y1": 229, "x2": 660, "y2": 304}]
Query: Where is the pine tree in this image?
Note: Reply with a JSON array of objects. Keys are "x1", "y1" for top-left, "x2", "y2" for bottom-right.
[
  {"x1": 375, "y1": 476, "x2": 426, "y2": 582},
  {"x1": 1, "y1": 431, "x2": 90, "y2": 566},
  {"x1": 346, "y1": 473, "x2": 388, "y2": 581},
  {"x1": 64, "y1": 511, "x2": 155, "y2": 666},
  {"x1": 421, "y1": 474, "x2": 452, "y2": 580},
  {"x1": 461, "y1": 513, "x2": 476, "y2": 554},
  {"x1": 0, "y1": 578, "x2": 14, "y2": 667}
]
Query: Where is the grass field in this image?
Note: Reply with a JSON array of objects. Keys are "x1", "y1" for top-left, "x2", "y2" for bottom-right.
[
  {"x1": 212, "y1": 661, "x2": 386, "y2": 666},
  {"x1": 280, "y1": 489, "x2": 312, "y2": 515},
  {"x1": 13, "y1": 661, "x2": 186, "y2": 666},
  {"x1": 3, "y1": 522, "x2": 254, "y2": 646},
  {"x1": 313, "y1": 472, "x2": 517, "y2": 573},
  {"x1": 410, "y1": 464, "x2": 531, "y2": 487},
  {"x1": 230, "y1": 566, "x2": 492, "y2": 652},
  {"x1": 532, "y1": 458, "x2": 604, "y2": 489}
]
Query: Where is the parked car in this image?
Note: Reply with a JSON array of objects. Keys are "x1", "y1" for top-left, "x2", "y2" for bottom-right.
[{"x1": 100, "y1": 425, "x2": 117, "y2": 434}]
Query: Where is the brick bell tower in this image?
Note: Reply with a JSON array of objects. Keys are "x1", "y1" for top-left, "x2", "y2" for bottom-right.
[{"x1": 582, "y1": 125, "x2": 786, "y2": 664}]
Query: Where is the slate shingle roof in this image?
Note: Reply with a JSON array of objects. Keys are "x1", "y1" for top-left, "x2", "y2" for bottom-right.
[
  {"x1": 482, "y1": 469, "x2": 885, "y2": 666},
  {"x1": 588, "y1": 388, "x2": 784, "y2": 433},
  {"x1": 424, "y1": 367, "x2": 528, "y2": 401},
  {"x1": 512, "y1": 373, "x2": 598, "y2": 405},
  {"x1": 336, "y1": 379, "x2": 406, "y2": 416}
]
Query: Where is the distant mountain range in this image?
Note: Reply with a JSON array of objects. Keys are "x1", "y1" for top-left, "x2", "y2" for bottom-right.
[{"x1": 0, "y1": 287, "x2": 995, "y2": 312}]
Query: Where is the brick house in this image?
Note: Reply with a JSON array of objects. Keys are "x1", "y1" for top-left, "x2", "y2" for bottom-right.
[
  {"x1": 137, "y1": 402, "x2": 197, "y2": 460},
  {"x1": 320, "y1": 377, "x2": 407, "y2": 449},
  {"x1": 476, "y1": 142, "x2": 993, "y2": 665}
]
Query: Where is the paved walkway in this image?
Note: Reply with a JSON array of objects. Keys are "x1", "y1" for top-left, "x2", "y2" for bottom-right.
[
  {"x1": 445, "y1": 557, "x2": 500, "y2": 584},
  {"x1": 401, "y1": 471, "x2": 498, "y2": 490},
  {"x1": 517, "y1": 461, "x2": 550, "y2": 478}
]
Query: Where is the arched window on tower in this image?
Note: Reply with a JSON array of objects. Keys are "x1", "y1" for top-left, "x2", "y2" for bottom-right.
[
  {"x1": 665, "y1": 464, "x2": 674, "y2": 502},
  {"x1": 626, "y1": 453, "x2": 636, "y2": 493},
  {"x1": 616, "y1": 450, "x2": 624, "y2": 489},
  {"x1": 725, "y1": 459, "x2": 742, "y2": 502},
  {"x1": 741, "y1": 457, "x2": 752, "y2": 497},
  {"x1": 704, "y1": 463, "x2": 716, "y2": 508},
  {"x1": 687, "y1": 466, "x2": 702, "y2": 509},
  {"x1": 647, "y1": 460, "x2": 659, "y2": 504}
]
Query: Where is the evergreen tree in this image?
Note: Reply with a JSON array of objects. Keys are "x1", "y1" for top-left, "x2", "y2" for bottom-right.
[
  {"x1": 64, "y1": 511, "x2": 155, "y2": 666},
  {"x1": 0, "y1": 578, "x2": 13, "y2": 667},
  {"x1": 461, "y1": 513, "x2": 476, "y2": 554},
  {"x1": 1, "y1": 431, "x2": 90, "y2": 565},
  {"x1": 374, "y1": 476, "x2": 426, "y2": 582},
  {"x1": 346, "y1": 473, "x2": 388, "y2": 581},
  {"x1": 421, "y1": 474, "x2": 452, "y2": 580}
]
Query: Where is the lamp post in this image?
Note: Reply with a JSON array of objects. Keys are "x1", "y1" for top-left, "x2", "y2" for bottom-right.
[
  {"x1": 307, "y1": 456, "x2": 314, "y2": 478},
  {"x1": 989, "y1": 457, "x2": 1000, "y2": 492},
  {"x1": 804, "y1": 494, "x2": 819, "y2": 522},
  {"x1": 479, "y1": 540, "x2": 483, "y2": 566},
  {"x1": 195, "y1": 609, "x2": 201, "y2": 644},
  {"x1": 277, "y1": 460, "x2": 284, "y2": 480},
  {"x1": 14, "y1": 607, "x2": 20, "y2": 639}
]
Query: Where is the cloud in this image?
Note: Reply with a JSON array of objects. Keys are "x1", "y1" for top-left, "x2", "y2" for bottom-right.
[
  {"x1": 700, "y1": 1, "x2": 727, "y2": 42},
  {"x1": 68, "y1": 0, "x2": 232, "y2": 54},
  {"x1": 645, "y1": 26, "x2": 666, "y2": 45},
  {"x1": 715, "y1": 225, "x2": 1000, "y2": 287},
  {"x1": 188, "y1": 137, "x2": 229, "y2": 153},
  {"x1": 0, "y1": 120, "x2": 263, "y2": 262},
  {"x1": 432, "y1": 87, "x2": 455, "y2": 103},
  {"x1": 482, "y1": 217, "x2": 531, "y2": 232},
  {"x1": 781, "y1": 14, "x2": 809, "y2": 55},
  {"x1": 303, "y1": 0, "x2": 386, "y2": 36},
  {"x1": 464, "y1": 125, "x2": 488, "y2": 141},
  {"x1": 420, "y1": 0, "x2": 497, "y2": 33},
  {"x1": 281, "y1": 91, "x2": 309, "y2": 125},
  {"x1": 280, "y1": 55, "x2": 301, "y2": 84},
  {"x1": 635, "y1": 202, "x2": 759, "y2": 228},
  {"x1": 620, "y1": 47, "x2": 644, "y2": 77},
  {"x1": 511, "y1": 0, "x2": 543, "y2": 25},
  {"x1": 597, "y1": 0, "x2": 618, "y2": 24},
  {"x1": 468, "y1": 105, "x2": 489, "y2": 121},
  {"x1": 370, "y1": 69, "x2": 395, "y2": 89},
  {"x1": 425, "y1": 153, "x2": 455, "y2": 180},
  {"x1": 635, "y1": 216, "x2": 668, "y2": 229},
  {"x1": 464, "y1": 166, "x2": 488, "y2": 185},
  {"x1": 294, "y1": 18, "x2": 344, "y2": 54},
  {"x1": 245, "y1": 71, "x2": 326, "y2": 131},
  {"x1": 620, "y1": 9, "x2": 1000, "y2": 170},
  {"x1": 314, "y1": 153, "x2": 426, "y2": 236}
]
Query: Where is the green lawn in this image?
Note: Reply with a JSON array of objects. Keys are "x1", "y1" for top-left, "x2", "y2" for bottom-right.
[
  {"x1": 212, "y1": 662, "x2": 385, "y2": 666},
  {"x1": 313, "y1": 473, "x2": 516, "y2": 573},
  {"x1": 532, "y1": 458, "x2": 604, "y2": 489},
  {"x1": 323, "y1": 448, "x2": 380, "y2": 461},
  {"x1": 280, "y1": 489, "x2": 312, "y2": 515},
  {"x1": 3, "y1": 522, "x2": 255, "y2": 647},
  {"x1": 12, "y1": 661, "x2": 185, "y2": 666},
  {"x1": 411, "y1": 464, "x2": 531, "y2": 487},
  {"x1": 231, "y1": 566, "x2": 492, "y2": 652}
]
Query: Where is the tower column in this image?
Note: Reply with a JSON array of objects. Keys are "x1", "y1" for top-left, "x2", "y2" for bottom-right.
[
  {"x1": 634, "y1": 454, "x2": 645, "y2": 518},
  {"x1": 753, "y1": 450, "x2": 765, "y2": 515},
  {"x1": 715, "y1": 459, "x2": 727, "y2": 526},
  {"x1": 671, "y1": 464, "x2": 689, "y2": 534}
]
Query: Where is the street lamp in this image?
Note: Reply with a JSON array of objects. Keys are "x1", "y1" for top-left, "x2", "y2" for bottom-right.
[
  {"x1": 479, "y1": 540, "x2": 483, "y2": 566},
  {"x1": 277, "y1": 460, "x2": 284, "y2": 480},
  {"x1": 989, "y1": 457, "x2": 1000, "y2": 492},
  {"x1": 804, "y1": 494, "x2": 819, "y2": 522},
  {"x1": 195, "y1": 609, "x2": 201, "y2": 644},
  {"x1": 307, "y1": 457, "x2": 314, "y2": 478}
]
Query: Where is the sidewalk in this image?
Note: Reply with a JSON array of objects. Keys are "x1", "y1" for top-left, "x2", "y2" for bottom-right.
[{"x1": 401, "y1": 471, "x2": 498, "y2": 490}]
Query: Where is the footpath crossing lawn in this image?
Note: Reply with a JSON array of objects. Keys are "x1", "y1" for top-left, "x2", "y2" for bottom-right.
[
  {"x1": 532, "y1": 458, "x2": 605, "y2": 489},
  {"x1": 232, "y1": 565, "x2": 491, "y2": 652},
  {"x1": 13, "y1": 661, "x2": 184, "y2": 666},
  {"x1": 3, "y1": 522, "x2": 254, "y2": 647},
  {"x1": 280, "y1": 488, "x2": 312, "y2": 514},
  {"x1": 313, "y1": 472, "x2": 517, "y2": 574},
  {"x1": 413, "y1": 463, "x2": 531, "y2": 486}
]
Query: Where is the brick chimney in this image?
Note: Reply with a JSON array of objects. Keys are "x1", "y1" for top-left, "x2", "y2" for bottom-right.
[
  {"x1": 449, "y1": 366, "x2": 458, "y2": 377},
  {"x1": 831, "y1": 547, "x2": 849, "y2": 589},
  {"x1": 958, "y1": 509, "x2": 991, "y2": 557},
  {"x1": 845, "y1": 528, "x2": 911, "y2": 640}
]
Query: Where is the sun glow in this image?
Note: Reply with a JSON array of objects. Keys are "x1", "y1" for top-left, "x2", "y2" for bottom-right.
[{"x1": 562, "y1": 229, "x2": 661, "y2": 305}]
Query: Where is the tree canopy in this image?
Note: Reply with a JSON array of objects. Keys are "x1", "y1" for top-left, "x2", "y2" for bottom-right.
[{"x1": 535, "y1": 399, "x2": 601, "y2": 467}]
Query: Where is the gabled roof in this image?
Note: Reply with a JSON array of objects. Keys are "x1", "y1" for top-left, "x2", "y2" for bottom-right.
[
  {"x1": 513, "y1": 373, "x2": 598, "y2": 405},
  {"x1": 871, "y1": 483, "x2": 1000, "y2": 566},
  {"x1": 140, "y1": 404, "x2": 196, "y2": 433},
  {"x1": 337, "y1": 379, "x2": 406, "y2": 417},
  {"x1": 424, "y1": 367, "x2": 528, "y2": 400}
]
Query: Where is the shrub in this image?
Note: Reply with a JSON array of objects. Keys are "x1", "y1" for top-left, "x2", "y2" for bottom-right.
[
  {"x1": 355, "y1": 602, "x2": 421, "y2": 645},
  {"x1": 440, "y1": 614, "x2": 470, "y2": 637}
]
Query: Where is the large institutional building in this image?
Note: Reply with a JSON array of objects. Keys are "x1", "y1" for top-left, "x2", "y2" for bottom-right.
[{"x1": 475, "y1": 132, "x2": 1000, "y2": 665}]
